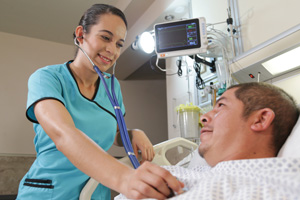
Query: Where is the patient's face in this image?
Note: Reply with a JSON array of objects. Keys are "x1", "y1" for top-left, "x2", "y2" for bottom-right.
[{"x1": 198, "y1": 88, "x2": 251, "y2": 166}]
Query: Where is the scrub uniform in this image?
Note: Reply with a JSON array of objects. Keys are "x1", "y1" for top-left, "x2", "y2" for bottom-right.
[{"x1": 17, "y1": 61, "x2": 125, "y2": 200}]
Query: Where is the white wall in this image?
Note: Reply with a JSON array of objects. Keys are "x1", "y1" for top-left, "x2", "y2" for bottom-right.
[
  {"x1": 232, "y1": 0, "x2": 300, "y2": 103},
  {"x1": 192, "y1": 0, "x2": 228, "y2": 32},
  {"x1": 0, "y1": 32, "x2": 168, "y2": 157},
  {"x1": 269, "y1": 70, "x2": 300, "y2": 105},
  {"x1": 108, "y1": 80, "x2": 168, "y2": 156},
  {"x1": 238, "y1": 0, "x2": 300, "y2": 52},
  {"x1": 0, "y1": 32, "x2": 74, "y2": 155}
]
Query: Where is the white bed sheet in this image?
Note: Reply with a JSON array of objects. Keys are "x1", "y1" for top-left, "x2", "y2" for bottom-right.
[{"x1": 115, "y1": 157, "x2": 300, "y2": 200}]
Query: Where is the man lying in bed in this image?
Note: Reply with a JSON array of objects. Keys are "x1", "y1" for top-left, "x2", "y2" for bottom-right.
[{"x1": 116, "y1": 82, "x2": 300, "y2": 200}]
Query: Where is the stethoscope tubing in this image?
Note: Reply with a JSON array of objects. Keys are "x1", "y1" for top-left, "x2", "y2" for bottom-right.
[
  {"x1": 74, "y1": 38, "x2": 140, "y2": 168},
  {"x1": 94, "y1": 66, "x2": 140, "y2": 169}
]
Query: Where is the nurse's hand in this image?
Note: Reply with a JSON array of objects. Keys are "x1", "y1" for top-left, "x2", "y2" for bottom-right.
[
  {"x1": 130, "y1": 129, "x2": 155, "y2": 163},
  {"x1": 122, "y1": 161, "x2": 184, "y2": 199}
]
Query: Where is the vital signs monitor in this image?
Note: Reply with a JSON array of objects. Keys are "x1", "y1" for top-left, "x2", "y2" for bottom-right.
[{"x1": 154, "y1": 17, "x2": 208, "y2": 58}]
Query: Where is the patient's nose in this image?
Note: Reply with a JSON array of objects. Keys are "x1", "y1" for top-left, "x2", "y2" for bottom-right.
[{"x1": 200, "y1": 113, "x2": 209, "y2": 124}]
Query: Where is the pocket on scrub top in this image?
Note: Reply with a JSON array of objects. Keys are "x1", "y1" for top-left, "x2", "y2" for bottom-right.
[
  {"x1": 20, "y1": 178, "x2": 54, "y2": 199},
  {"x1": 24, "y1": 178, "x2": 54, "y2": 189}
]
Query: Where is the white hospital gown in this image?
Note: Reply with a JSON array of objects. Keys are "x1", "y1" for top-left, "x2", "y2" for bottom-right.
[{"x1": 115, "y1": 157, "x2": 300, "y2": 200}]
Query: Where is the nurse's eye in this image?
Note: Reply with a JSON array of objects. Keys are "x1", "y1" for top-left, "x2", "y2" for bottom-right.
[
  {"x1": 101, "y1": 35, "x2": 111, "y2": 41},
  {"x1": 117, "y1": 42, "x2": 124, "y2": 48}
]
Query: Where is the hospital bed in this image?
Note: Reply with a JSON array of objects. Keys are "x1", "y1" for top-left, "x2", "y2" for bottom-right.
[
  {"x1": 79, "y1": 137, "x2": 198, "y2": 199},
  {"x1": 80, "y1": 113, "x2": 300, "y2": 199}
]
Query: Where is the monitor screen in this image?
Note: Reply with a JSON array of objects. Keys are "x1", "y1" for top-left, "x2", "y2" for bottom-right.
[{"x1": 154, "y1": 18, "x2": 207, "y2": 58}]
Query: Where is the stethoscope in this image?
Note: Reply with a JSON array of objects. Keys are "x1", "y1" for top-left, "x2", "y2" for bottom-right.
[{"x1": 74, "y1": 37, "x2": 140, "y2": 169}]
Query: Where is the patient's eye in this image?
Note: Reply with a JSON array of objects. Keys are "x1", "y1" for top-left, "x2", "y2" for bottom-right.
[
  {"x1": 217, "y1": 102, "x2": 225, "y2": 107},
  {"x1": 215, "y1": 97, "x2": 227, "y2": 109}
]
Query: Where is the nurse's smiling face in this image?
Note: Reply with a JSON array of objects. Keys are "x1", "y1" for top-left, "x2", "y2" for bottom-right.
[
  {"x1": 198, "y1": 88, "x2": 251, "y2": 166},
  {"x1": 78, "y1": 13, "x2": 127, "y2": 72}
]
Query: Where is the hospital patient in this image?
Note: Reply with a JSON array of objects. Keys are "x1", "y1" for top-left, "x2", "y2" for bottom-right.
[{"x1": 117, "y1": 82, "x2": 300, "y2": 199}]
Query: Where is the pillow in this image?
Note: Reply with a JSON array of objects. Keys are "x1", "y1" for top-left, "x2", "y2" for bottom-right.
[
  {"x1": 187, "y1": 149, "x2": 209, "y2": 168},
  {"x1": 277, "y1": 114, "x2": 300, "y2": 157}
]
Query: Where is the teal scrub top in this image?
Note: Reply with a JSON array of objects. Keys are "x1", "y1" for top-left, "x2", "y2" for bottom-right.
[{"x1": 17, "y1": 61, "x2": 125, "y2": 200}]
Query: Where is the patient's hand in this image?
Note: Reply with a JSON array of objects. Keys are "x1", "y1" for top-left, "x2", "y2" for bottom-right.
[
  {"x1": 131, "y1": 129, "x2": 155, "y2": 163},
  {"x1": 121, "y1": 162, "x2": 184, "y2": 199}
]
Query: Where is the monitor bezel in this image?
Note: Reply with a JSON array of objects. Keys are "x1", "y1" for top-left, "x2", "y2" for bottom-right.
[{"x1": 154, "y1": 18, "x2": 207, "y2": 58}]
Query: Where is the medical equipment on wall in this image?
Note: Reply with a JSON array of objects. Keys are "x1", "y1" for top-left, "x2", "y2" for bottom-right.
[
  {"x1": 152, "y1": 16, "x2": 234, "y2": 93},
  {"x1": 203, "y1": 84, "x2": 218, "y2": 107},
  {"x1": 205, "y1": 23, "x2": 234, "y2": 91},
  {"x1": 195, "y1": 9, "x2": 237, "y2": 95},
  {"x1": 154, "y1": 17, "x2": 208, "y2": 59},
  {"x1": 190, "y1": 26, "x2": 234, "y2": 107},
  {"x1": 215, "y1": 60, "x2": 229, "y2": 95},
  {"x1": 74, "y1": 38, "x2": 140, "y2": 169},
  {"x1": 79, "y1": 137, "x2": 198, "y2": 199},
  {"x1": 176, "y1": 103, "x2": 202, "y2": 144}
]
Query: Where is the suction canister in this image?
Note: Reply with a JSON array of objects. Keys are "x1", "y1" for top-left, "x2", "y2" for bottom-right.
[{"x1": 176, "y1": 103, "x2": 201, "y2": 143}]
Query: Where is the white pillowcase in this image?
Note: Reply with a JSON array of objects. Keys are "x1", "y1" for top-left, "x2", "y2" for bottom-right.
[
  {"x1": 186, "y1": 149, "x2": 208, "y2": 168},
  {"x1": 277, "y1": 114, "x2": 300, "y2": 157}
]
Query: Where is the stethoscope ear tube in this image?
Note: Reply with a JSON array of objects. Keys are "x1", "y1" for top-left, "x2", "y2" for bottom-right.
[
  {"x1": 94, "y1": 65, "x2": 140, "y2": 169},
  {"x1": 74, "y1": 37, "x2": 140, "y2": 168}
]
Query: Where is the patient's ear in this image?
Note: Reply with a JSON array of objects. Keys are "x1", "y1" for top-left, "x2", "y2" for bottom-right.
[{"x1": 250, "y1": 108, "x2": 275, "y2": 132}]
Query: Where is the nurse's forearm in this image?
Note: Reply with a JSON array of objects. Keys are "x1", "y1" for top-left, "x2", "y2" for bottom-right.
[
  {"x1": 34, "y1": 99, "x2": 132, "y2": 193},
  {"x1": 56, "y1": 126, "x2": 133, "y2": 193},
  {"x1": 54, "y1": 128, "x2": 184, "y2": 199}
]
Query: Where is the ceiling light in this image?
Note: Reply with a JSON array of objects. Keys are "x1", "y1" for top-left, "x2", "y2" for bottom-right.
[
  {"x1": 131, "y1": 32, "x2": 155, "y2": 54},
  {"x1": 262, "y1": 46, "x2": 300, "y2": 75},
  {"x1": 165, "y1": 15, "x2": 174, "y2": 21}
]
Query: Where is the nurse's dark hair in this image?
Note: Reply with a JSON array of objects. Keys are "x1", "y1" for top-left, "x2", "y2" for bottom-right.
[
  {"x1": 228, "y1": 82, "x2": 299, "y2": 155},
  {"x1": 73, "y1": 4, "x2": 127, "y2": 55}
]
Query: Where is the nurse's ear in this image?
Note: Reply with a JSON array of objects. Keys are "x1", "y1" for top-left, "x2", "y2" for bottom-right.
[
  {"x1": 75, "y1": 26, "x2": 85, "y2": 44},
  {"x1": 250, "y1": 108, "x2": 275, "y2": 132}
]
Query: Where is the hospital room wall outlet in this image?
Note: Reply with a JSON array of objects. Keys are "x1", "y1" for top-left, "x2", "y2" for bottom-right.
[{"x1": 199, "y1": 90, "x2": 208, "y2": 103}]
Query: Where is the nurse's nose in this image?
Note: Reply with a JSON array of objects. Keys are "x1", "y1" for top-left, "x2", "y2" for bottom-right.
[{"x1": 106, "y1": 42, "x2": 117, "y2": 55}]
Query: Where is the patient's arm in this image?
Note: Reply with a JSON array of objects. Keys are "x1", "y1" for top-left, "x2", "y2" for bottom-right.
[
  {"x1": 113, "y1": 126, "x2": 132, "y2": 146},
  {"x1": 114, "y1": 127, "x2": 155, "y2": 162}
]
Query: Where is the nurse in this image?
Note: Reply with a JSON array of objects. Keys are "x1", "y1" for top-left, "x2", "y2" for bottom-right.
[{"x1": 16, "y1": 4, "x2": 183, "y2": 200}]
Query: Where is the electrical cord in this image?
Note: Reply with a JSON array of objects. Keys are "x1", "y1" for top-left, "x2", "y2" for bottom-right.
[
  {"x1": 149, "y1": 54, "x2": 177, "y2": 76},
  {"x1": 176, "y1": 57, "x2": 183, "y2": 76},
  {"x1": 193, "y1": 62, "x2": 205, "y2": 90}
]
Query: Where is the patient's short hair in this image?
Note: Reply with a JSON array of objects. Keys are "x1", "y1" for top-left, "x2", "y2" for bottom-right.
[{"x1": 229, "y1": 82, "x2": 299, "y2": 154}]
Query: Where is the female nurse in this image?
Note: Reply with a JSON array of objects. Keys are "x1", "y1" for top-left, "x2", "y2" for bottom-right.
[{"x1": 16, "y1": 4, "x2": 183, "y2": 200}]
